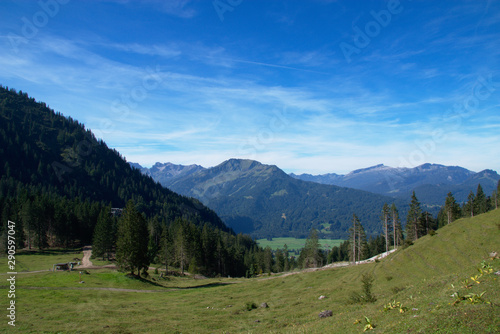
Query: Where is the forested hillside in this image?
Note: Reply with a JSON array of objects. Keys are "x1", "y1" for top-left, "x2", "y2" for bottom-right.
[
  {"x1": 164, "y1": 159, "x2": 408, "y2": 239},
  {"x1": 0, "y1": 86, "x2": 259, "y2": 277}
]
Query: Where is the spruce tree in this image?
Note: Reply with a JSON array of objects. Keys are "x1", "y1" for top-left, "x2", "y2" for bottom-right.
[
  {"x1": 350, "y1": 214, "x2": 358, "y2": 264},
  {"x1": 464, "y1": 191, "x2": 475, "y2": 217},
  {"x1": 92, "y1": 206, "x2": 114, "y2": 260},
  {"x1": 406, "y1": 191, "x2": 422, "y2": 241},
  {"x1": 493, "y1": 180, "x2": 500, "y2": 209},
  {"x1": 174, "y1": 220, "x2": 188, "y2": 274},
  {"x1": 263, "y1": 246, "x2": 273, "y2": 273},
  {"x1": 381, "y1": 203, "x2": 391, "y2": 253},
  {"x1": 474, "y1": 184, "x2": 487, "y2": 215},
  {"x1": 349, "y1": 214, "x2": 367, "y2": 264},
  {"x1": 299, "y1": 228, "x2": 322, "y2": 268},
  {"x1": 274, "y1": 248, "x2": 284, "y2": 272},
  {"x1": 159, "y1": 225, "x2": 173, "y2": 274},
  {"x1": 391, "y1": 203, "x2": 402, "y2": 248},
  {"x1": 444, "y1": 192, "x2": 460, "y2": 225},
  {"x1": 283, "y1": 244, "x2": 290, "y2": 272},
  {"x1": 116, "y1": 200, "x2": 150, "y2": 275}
]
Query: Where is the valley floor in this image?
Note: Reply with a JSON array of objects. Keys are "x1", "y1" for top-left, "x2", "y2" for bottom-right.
[{"x1": 1, "y1": 210, "x2": 499, "y2": 333}]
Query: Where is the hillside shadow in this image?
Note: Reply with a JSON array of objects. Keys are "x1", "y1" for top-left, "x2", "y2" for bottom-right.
[
  {"x1": 125, "y1": 274, "x2": 230, "y2": 290},
  {"x1": 125, "y1": 274, "x2": 167, "y2": 288},
  {"x1": 176, "y1": 282, "x2": 231, "y2": 290},
  {"x1": 17, "y1": 248, "x2": 82, "y2": 256}
]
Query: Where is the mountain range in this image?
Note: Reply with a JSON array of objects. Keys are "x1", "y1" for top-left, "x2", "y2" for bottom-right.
[
  {"x1": 133, "y1": 160, "x2": 499, "y2": 238},
  {"x1": 133, "y1": 159, "x2": 408, "y2": 239},
  {"x1": 291, "y1": 163, "x2": 499, "y2": 205}
]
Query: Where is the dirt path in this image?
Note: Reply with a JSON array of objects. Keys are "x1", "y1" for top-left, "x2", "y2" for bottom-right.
[
  {"x1": 258, "y1": 249, "x2": 397, "y2": 281},
  {"x1": 77, "y1": 246, "x2": 93, "y2": 268}
]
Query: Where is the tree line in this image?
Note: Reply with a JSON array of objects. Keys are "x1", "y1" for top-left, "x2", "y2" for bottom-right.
[{"x1": 329, "y1": 182, "x2": 500, "y2": 265}]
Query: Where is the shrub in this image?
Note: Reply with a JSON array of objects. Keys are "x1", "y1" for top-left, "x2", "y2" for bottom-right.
[
  {"x1": 361, "y1": 272, "x2": 377, "y2": 303},
  {"x1": 349, "y1": 272, "x2": 377, "y2": 304},
  {"x1": 402, "y1": 240, "x2": 413, "y2": 249},
  {"x1": 391, "y1": 286, "x2": 405, "y2": 294},
  {"x1": 245, "y1": 302, "x2": 257, "y2": 311}
]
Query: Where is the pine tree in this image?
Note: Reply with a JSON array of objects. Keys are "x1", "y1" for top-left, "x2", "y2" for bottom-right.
[
  {"x1": 492, "y1": 190, "x2": 498, "y2": 210},
  {"x1": 419, "y1": 211, "x2": 436, "y2": 235},
  {"x1": 390, "y1": 203, "x2": 402, "y2": 248},
  {"x1": 159, "y1": 225, "x2": 173, "y2": 274},
  {"x1": 299, "y1": 228, "x2": 322, "y2": 268},
  {"x1": 350, "y1": 214, "x2": 357, "y2": 264},
  {"x1": 263, "y1": 246, "x2": 273, "y2": 273},
  {"x1": 464, "y1": 191, "x2": 475, "y2": 217},
  {"x1": 116, "y1": 200, "x2": 150, "y2": 275},
  {"x1": 21, "y1": 199, "x2": 34, "y2": 250},
  {"x1": 406, "y1": 191, "x2": 422, "y2": 241},
  {"x1": 349, "y1": 214, "x2": 367, "y2": 264},
  {"x1": 174, "y1": 221, "x2": 188, "y2": 274},
  {"x1": 497, "y1": 180, "x2": 500, "y2": 209},
  {"x1": 147, "y1": 217, "x2": 162, "y2": 263},
  {"x1": 474, "y1": 184, "x2": 487, "y2": 215},
  {"x1": 283, "y1": 244, "x2": 290, "y2": 272},
  {"x1": 444, "y1": 192, "x2": 460, "y2": 225},
  {"x1": 274, "y1": 248, "x2": 284, "y2": 273},
  {"x1": 357, "y1": 222, "x2": 367, "y2": 262},
  {"x1": 92, "y1": 206, "x2": 114, "y2": 260},
  {"x1": 381, "y1": 203, "x2": 391, "y2": 253},
  {"x1": 493, "y1": 180, "x2": 500, "y2": 210}
]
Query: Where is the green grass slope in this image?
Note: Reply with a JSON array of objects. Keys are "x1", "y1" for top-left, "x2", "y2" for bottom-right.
[{"x1": 1, "y1": 210, "x2": 499, "y2": 333}]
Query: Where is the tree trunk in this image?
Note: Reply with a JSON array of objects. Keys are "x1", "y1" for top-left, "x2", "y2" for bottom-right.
[
  {"x1": 392, "y1": 213, "x2": 396, "y2": 249},
  {"x1": 384, "y1": 215, "x2": 388, "y2": 253}
]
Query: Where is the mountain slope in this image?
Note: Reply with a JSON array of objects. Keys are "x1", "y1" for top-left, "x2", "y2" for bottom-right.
[
  {"x1": 164, "y1": 159, "x2": 406, "y2": 238},
  {"x1": 0, "y1": 86, "x2": 230, "y2": 242},
  {"x1": 133, "y1": 162, "x2": 205, "y2": 187}
]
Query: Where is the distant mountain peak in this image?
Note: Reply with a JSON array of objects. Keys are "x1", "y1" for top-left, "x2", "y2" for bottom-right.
[
  {"x1": 347, "y1": 164, "x2": 390, "y2": 176},
  {"x1": 216, "y1": 158, "x2": 281, "y2": 173},
  {"x1": 129, "y1": 162, "x2": 143, "y2": 170},
  {"x1": 130, "y1": 161, "x2": 205, "y2": 187},
  {"x1": 415, "y1": 163, "x2": 446, "y2": 170},
  {"x1": 289, "y1": 162, "x2": 497, "y2": 205}
]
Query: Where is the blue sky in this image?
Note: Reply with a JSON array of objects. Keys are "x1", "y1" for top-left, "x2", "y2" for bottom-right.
[{"x1": 1, "y1": 0, "x2": 499, "y2": 174}]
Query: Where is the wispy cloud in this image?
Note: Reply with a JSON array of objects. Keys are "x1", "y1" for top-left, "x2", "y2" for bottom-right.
[
  {"x1": 106, "y1": 43, "x2": 182, "y2": 58},
  {"x1": 102, "y1": 0, "x2": 198, "y2": 18}
]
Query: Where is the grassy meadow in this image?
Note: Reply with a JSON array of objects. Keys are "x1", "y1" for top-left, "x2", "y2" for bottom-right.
[
  {"x1": 256, "y1": 237, "x2": 344, "y2": 251},
  {"x1": 1, "y1": 209, "x2": 499, "y2": 333}
]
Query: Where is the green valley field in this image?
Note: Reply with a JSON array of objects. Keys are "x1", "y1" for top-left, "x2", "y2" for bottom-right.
[
  {"x1": 256, "y1": 237, "x2": 344, "y2": 252},
  {"x1": 1, "y1": 209, "x2": 499, "y2": 333}
]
